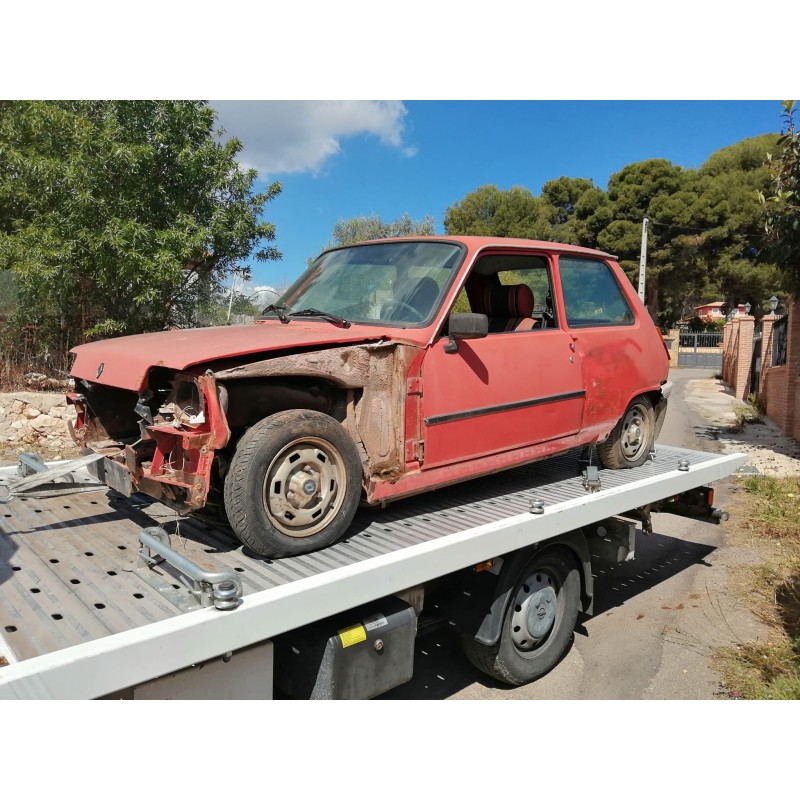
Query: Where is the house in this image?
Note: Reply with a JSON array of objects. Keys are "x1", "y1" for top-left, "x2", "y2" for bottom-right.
[{"x1": 693, "y1": 301, "x2": 748, "y2": 319}]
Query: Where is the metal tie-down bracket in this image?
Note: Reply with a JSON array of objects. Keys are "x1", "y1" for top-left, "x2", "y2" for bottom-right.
[
  {"x1": 137, "y1": 527, "x2": 243, "y2": 610},
  {"x1": 0, "y1": 452, "x2": 106, "y2": 503}
]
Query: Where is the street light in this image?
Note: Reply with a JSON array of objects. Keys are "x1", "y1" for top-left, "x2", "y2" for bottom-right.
[
  {"x1": 769, "y1": 295, "x2": 779, "y2": 313},
  {"x1": 744, "y1": 302, "x2": 752, "y2": 315}
]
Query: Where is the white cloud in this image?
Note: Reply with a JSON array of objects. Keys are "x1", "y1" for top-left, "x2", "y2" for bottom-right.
[{"x1": 212, "y1": 100, "x2": 414, "y2": 176}]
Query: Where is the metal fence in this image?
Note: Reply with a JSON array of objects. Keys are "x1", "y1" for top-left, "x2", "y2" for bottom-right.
[{"x1": 773, "y1": 314, "x2": 788, "y2": 366}]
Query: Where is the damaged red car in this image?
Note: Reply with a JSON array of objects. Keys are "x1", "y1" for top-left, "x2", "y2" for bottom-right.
[{"x1": 68, "y1": 236, "x2": 671, "y2": 558}]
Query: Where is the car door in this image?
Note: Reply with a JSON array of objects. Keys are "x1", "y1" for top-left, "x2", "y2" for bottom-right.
[{"x1": 419, "y1": 258, "x2": 586, "y2": 470}]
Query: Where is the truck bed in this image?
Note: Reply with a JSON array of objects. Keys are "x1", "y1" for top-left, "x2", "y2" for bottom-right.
[{"x1": 0, "y1": 445, "x2": 746, "y2": 698}]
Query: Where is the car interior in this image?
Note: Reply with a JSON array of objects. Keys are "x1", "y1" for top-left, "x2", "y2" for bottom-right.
[{"x1": 460, "y1": 253, "x2": 557, "y2": 332}]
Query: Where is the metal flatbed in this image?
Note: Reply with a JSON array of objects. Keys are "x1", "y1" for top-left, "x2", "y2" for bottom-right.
[{"x1": 0, "y1": 444, "x2": 746, "y2": 698}]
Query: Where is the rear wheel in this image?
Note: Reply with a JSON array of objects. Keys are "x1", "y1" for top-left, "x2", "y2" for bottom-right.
[
  {"x1": 462, "y1": 549, "x2": 581, "y2": 686},
  {"x1": 597, "y1": 395, "x2": 655, "y2": 469},
  {"x1": 224, "y1": 409, "x2": 362, "y2": 558}
]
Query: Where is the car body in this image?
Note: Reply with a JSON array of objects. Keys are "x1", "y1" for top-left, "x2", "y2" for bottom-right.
[{"x1": 68, "y1": 236, "x2": 671, "y2": 557}]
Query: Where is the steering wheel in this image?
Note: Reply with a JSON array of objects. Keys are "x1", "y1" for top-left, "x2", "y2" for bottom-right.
[{"x1": 381, "y1": 300, "x2": 424, "y2": 322}]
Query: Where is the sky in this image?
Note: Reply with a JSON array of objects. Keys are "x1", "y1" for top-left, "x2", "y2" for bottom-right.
[{"x1": 212, "y1": 100, "x2": 785, "y2": 296}]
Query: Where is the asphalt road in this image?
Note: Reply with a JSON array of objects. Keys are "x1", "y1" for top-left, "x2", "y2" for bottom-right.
[{"x1": 380, "y1": 368, "x2": 765, "y2": 700}]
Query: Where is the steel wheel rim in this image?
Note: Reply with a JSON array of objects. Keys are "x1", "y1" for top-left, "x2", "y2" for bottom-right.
[
  {"x1": 620, "y1": 403, "x2": 650, "y2": 461},
  {"x1": 510, "y1": 570, "x2": 558, "y2": 651},
  {"x1": 263, "y1": 436, "x2": 346, "y2": 538}
]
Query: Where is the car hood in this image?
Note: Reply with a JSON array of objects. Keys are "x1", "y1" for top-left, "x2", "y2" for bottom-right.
[{"x1": 70, "y1": 321, "x2": 387, "y2": 391}]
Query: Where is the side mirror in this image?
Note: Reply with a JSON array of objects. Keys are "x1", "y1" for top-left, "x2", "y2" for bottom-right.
[{"x1": 444, "y1": 313, "x2": 488, "y2": 353}]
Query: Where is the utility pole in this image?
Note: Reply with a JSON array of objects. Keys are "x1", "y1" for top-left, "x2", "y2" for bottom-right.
[
  {"x1": 226, "y1": 270, "x2": 239, "y2": 324},
  {"x1": 638, "y1": 217, "x2": 649, "y2": 304}
]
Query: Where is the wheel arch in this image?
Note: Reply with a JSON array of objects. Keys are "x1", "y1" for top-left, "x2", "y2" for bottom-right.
[{"x1": 467, "y1": 532, "x2": 594, "y2": 648}]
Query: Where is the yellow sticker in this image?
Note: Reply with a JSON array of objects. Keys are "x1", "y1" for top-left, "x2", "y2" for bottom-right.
[{"x1": 338, "y1": 623, "x2": 367, "y2": 648}]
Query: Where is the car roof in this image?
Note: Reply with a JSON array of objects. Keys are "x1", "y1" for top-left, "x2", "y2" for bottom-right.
[{"x1": 330, "y1": 235, "x2": 617, "y2": 260}]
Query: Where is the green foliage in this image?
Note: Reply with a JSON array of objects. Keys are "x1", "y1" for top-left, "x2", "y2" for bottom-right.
[
  {"x1": 444, "y1": 185, "x2": 551, "y2": 239},
  {"x1": 687, "y1": 315, "x2": 706, "y2": 332},
  {"x1": 0, "y1": 100, "x2": 281, "y2": 366},
  {"x1": 443, "y1": 133, "x2": 787, "y2": 322},
  {"x1": 761, "y1": 101, "x2": 800, "y2": 296},
  {"x1": 0, "y1": 268, "x2": 16, "y2": 317},
  {"x1": 327, "y1": 212, "x2": 435, "y2": 249}
]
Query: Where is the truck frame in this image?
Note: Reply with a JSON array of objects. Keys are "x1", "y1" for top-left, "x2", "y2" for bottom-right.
[{"x1": 0, "y1": 444, "x2": 746, "y2": 699}]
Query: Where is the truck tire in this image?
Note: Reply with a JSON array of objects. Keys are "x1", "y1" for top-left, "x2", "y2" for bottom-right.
[
  {"x1": 597, "y1": 395, "x2": 655, "y2": 469},
  {"x1": 224, "y1": 409, "x2": 362, "y2": 558},
  {"x1": 461, "y1": 549, "x2": 581, "y2": 686}
]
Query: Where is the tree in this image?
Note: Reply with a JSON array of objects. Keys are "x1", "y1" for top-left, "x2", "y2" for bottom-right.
[
  {"x1": 325, "y1": 212, "x2": 435, "y2": 249},
  {"x1": 0, "y1": 101, "x2": 281, "y2": 363},
  {"x1": 690, "y1": 134, "x2": 783, "y2": 315},
  {"x1": 585, "y1": 159, "x2": 695, "y2": 317},
  {"x1": 761, "y1": 101, "x2": 800, "y2": 296},
  {"x1": 444, "y1": 185, "x2": 551, "y2": 239}
]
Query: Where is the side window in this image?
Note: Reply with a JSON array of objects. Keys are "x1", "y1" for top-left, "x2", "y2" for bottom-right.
[
  {"x1": 453, "y1": 255, "x2": 557, "y2": 330},
  {"x1": 559, "y1": 257, "x2": 634, "y2": 327}
]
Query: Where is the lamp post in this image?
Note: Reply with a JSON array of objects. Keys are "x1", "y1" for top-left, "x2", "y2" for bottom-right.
[
  {"x1": 744, "y1": 302, "x2": 751, "y2": 316},
  {"x1": 769, "y1": 295, "x2": 779, "y2": 314}
]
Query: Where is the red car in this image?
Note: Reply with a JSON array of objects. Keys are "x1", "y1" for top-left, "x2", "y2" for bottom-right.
[{"x1": 68, "y1": 237, "x2": 671, "y2": 557}]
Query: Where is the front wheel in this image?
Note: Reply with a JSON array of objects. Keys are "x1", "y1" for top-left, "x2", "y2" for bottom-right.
[
  {"x1": 224, "y1": 410, "x2": 363, "y2": 558},
  {"x1": 597, "y1": 395, "x2": 656, "y2": 469},
  {"x1": 461, "y1": 549, "x2": 581, "y2": 686}
]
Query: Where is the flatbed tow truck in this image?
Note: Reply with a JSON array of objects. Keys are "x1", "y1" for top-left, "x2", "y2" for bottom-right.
[{"x1": 0, "y1": 444, "x2": 746, "y2": 700}]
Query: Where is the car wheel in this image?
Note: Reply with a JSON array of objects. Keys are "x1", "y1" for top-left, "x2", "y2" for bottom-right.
[
  {"x1": 461, "y1": 549, "x2": 581, "y2": 686},
  {"x1": 224, "y1": 409, "x2": 363, "y2": 558},
  {"x1": 597, "y1": 395, "x2": 656, "y2": 469}
]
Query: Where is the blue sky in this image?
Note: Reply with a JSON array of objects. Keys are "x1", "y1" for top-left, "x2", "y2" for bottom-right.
[{"x1": 212, "y1": 100, "x2": 785, "y2": 295}]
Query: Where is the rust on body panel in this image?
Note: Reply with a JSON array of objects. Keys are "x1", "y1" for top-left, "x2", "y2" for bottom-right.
[{"x1": 214, "y1": 341, "x2": 422, "y2": 489}]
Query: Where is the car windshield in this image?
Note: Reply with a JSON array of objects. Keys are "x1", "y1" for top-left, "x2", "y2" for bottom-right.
[{"x1": 264, "y1": 241, "x2": 464, "y2": 326}]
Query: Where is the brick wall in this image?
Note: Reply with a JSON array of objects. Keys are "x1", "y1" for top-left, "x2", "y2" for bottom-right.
[
  {"x1": 762, "y1": 297, "x2": 800, "y2": 441},
  {"x1": 721, "y1": 315, "x2": 755, "y2": 400}
]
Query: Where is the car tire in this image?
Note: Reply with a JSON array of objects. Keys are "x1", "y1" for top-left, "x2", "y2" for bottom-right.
[
  {"x1": 224, "y1": 409, "x2": 363, "y2": 558},
  {"x1": 461, "y1": 549, "x2": 581, "y2": 686},
  {"x1": 597, "y1": 395, "x2": 656, "y2": 469}
]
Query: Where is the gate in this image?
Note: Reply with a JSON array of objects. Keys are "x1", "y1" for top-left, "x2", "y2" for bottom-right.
[
  {"x1": 677, "y1": 332, "x2": 723, "y2": 368},
  {"x1": 749, "y1": 326, "x2": 763, "y2": 398}
]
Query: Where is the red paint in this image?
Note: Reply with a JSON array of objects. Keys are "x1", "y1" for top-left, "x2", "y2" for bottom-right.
[{"x1": 70, "y1": 236, "x2": 669, "y2": 516}]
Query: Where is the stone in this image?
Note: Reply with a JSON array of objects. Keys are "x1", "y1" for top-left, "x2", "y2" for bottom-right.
[
  {"x1": 24, "y1": 407, "x2": 41, "y2": 419},
  {"x1": 11, "y1": 400, "x2": 24, "y2": 414},
  {"x1": 31, "y1": 415, "x2": 62, "y2": 433}
]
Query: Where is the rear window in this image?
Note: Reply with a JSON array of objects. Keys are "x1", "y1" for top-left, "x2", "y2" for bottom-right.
[{"x1": 559, "y1": 257, "x2": 634, "y2": 327}]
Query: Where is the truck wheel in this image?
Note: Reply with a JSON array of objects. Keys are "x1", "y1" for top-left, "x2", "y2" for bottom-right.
[
  {"x1": 461, "y1": 549, "x2": 581, "y2": 686},
  {"x1": 597, "y1": 395, "x2": 655, "y2": 469},
  {"x1": 224, "y1": 409, "x2": 362, "y2": 558}
]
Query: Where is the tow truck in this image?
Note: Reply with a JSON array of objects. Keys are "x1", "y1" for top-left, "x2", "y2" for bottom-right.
[{"x1": 0, "y1": 444, "x2": 745, "y2": 699}]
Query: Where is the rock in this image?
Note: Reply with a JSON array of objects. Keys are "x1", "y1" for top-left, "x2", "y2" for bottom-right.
[
  {"x1": 11, "y1": 400, "x2": 24, "y2": 414},
  {"x1": 31, "y1": 415, "x2": 63, "y2": 433},
  {"x1": 24, "y1": 407, "x2": 41, "y2": 419}
]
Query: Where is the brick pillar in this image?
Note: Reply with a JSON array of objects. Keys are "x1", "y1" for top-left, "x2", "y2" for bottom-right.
[
  {"x1": 785, "y1": 298, "x2": 800, "y2": 440},
  {"x1": 734, "y1": 315, "x2": 755, "y2": 401},
  {"x1": 722, "y1": 320, "x2": 734, "y2": 385},
  {"x1": 667, "y1": 328, "x2": 679, "y2": 368}
]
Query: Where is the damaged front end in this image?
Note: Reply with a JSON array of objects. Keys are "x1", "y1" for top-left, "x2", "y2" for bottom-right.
[{"x1": 68, "y1": 370, "x2": 231, "y2": 514}]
